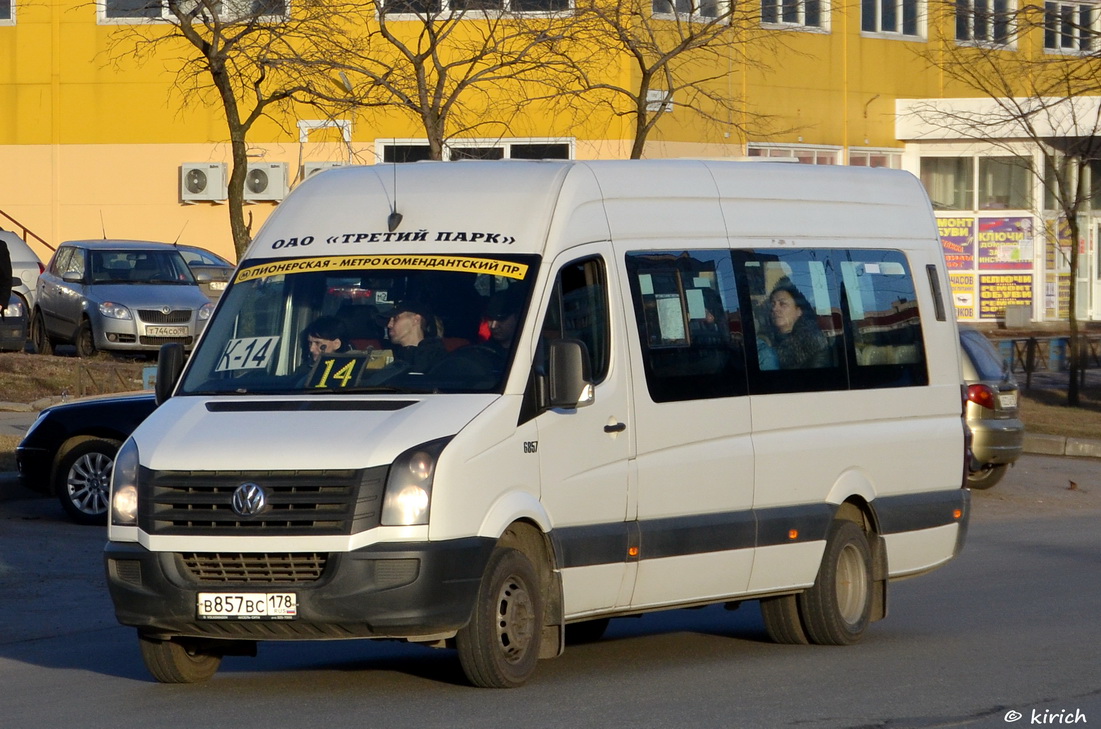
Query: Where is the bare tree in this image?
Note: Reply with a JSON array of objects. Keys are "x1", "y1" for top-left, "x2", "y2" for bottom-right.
[
  {"x1": 111, "y1": 0, "x2": 345, "y2": 257},
  {"x1": 910, "y1": 4, "x2": 1101, "y2": 405},
  {"x1": 302, "y1": 2, "x2": 579, "y2": 161},
  {"x1": 546, "y1": 0, "x2": 778, "y2": 159}
]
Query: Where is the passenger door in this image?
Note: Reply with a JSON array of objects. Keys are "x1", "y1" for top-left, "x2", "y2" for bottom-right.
[
  {"x1": 620, "y1": 247, "x2": 756, "y2": 608},
  {"x1": 535, "y1": 246, "x2": 635, "y2": 615},
  {"x1": 53, "y1": 247, "x2": 88, "y2": 336},
  {"x1": 37, "y1": 247, "x2": 73, "y2": 335}
]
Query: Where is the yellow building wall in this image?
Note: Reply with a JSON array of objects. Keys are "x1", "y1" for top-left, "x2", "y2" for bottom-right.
[{"x1": 1, "y1": 0, "x2": 1035, "y2": 258}]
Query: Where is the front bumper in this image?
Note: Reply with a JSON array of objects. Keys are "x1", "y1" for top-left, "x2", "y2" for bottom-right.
[
  {"x1": 94, "y1": 317, "x2": 203, "y2": 353},
  {"x1": 104, "y1": 537, "x2": 495, "y2": 641},
  {"x1": 15, "y1": 446, "x2": 53, "y2": 496}
]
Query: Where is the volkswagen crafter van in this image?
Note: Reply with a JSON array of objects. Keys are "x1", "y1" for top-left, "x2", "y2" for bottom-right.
[{"x1": 105, "y1": 160, "x2": 969, "y2": 687}]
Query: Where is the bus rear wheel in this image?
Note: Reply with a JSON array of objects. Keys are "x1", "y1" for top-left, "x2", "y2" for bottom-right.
[{"x1": 798, "y1": 519, "x2": 873, "y2": 646}]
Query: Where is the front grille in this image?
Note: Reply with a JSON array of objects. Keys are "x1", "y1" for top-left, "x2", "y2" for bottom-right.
[
  {"x1": 138, "y1": 309, "x2": 192, "y2": 324},
  {"x1": 139, "y1": 466, "x2": 388, "y2": 537},
  {"x1": 179, "y1": 553, "x2": 327, "y2": 584},
  {"x1": 139, "y1": 335, "x2": 193, "y2": 346}
]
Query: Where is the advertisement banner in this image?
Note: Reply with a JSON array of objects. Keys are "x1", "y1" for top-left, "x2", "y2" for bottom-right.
[
  {"x1": 950, "y1": 272, "x2": 975, "y2": 320},
  {"x1": 979, "y1": 273, "x2": 1032, "y2": 319},
  {"x1": 978, "y1": 217, "x2": 1034, "y2": 270},
  {"x1": 938, "y1": 217, "x2": 975, "y2": 270}
]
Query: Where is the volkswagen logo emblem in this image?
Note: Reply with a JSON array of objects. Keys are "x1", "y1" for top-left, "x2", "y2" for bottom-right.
[{"x1": 231, "y1": 482, "x2": 269, "y2": 517}]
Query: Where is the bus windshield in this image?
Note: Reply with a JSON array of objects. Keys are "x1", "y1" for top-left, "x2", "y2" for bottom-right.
[{"x1": 179, "y1": 253, "x2": 539, "y2": 396}]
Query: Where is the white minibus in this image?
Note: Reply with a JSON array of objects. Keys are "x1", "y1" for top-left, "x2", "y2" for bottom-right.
[{"x1": 105, "y1": 159, "x2": 969, "y2": 687}]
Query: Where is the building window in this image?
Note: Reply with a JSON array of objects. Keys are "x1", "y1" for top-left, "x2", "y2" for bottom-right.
[
  {"x1": 761, "y1": 0, "x2": 824, "y2": 28},
  {"x1": 652, "y1": 0, "x2": 725, "y2": 19},
  {"x1": 1044, "y1": 156, "x2": 1101, "y2": 210},
  {"x1": 747, "y1": 144, "x2": 840, "y2": 164},
  {"x1": 920, "y1": 157, "x2": 974, "y2": 210},
  {"x1": 979, "y1": 155, "x2": 1031, "y2": 209},
  {"x1": 849, "y1": 149, "x2": 902, "y2": 168},
  {"x1": 862, "y1": 0, "x2": 921, "y2": 36},
  {"x1": 101, "y1": 0, "x2": 289, "y2": 22},
  {"x1": 956, "y1": 0, "x2": 1012, "y2": 43},
  {"x1": 380, "y1": 140, "x2": 573, "y2": 162},
  {"x1": 1, "y1": 0, "x2": 13, "y2": 23},
  {"x1": 1044, "y1": 1, "x2": 1098, "y2": 51},
  {"x1": 384, "y1": 0, "x2": 567, "y2": 12}
]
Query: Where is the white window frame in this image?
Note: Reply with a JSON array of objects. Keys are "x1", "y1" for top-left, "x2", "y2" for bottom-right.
[
  {"x1": 651, "y1": 0, "x2": 730, "y2": 22},
  {"x1": 760, "y1": 0, "x2": 829, "y2": 31},
  {"x1": 861, "y1": 0, "x2": 925, "y2": 39},
  {"x1": 747, "y1": 143, "x2": 842, "y2": 165},
  {"x1": 848, "y1": 148, "x2": 903, "y2": 168},
  {"x1": 375, "y1": 138, "x2": 576, "y2": 163},
  {"x1": 0, "y1": 0, "x2": 15, "y2": 26},
  {"x1": 955, "y1": 0, "x2": 1016, "y2": 47},
  {"x1": 380, "y1": 0, "x2": 572, "y2": 18},
  {"x1": 97, "y1": 0, "x2": 289, "y2": 25},
  {"x1": 1043, "y1": 0, "x2": 1100, "y2": 53}
]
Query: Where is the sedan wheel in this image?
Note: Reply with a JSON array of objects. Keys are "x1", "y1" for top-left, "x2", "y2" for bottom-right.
[{"x1": 55, "y1": 438, "x2": 120, "y2": 525}]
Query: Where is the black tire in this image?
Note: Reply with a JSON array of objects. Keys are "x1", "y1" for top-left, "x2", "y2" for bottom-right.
[
  {"x1": 455, "y1": 547, "x2": 543, "y2": 688},
  {"x1": 797, "y1": 520, "x2": 873, "y2": 646},
  {"x1": 31, "y1": 310, "x2": 53, "y2": 356},
  {"x1": 76, "y1": 319, "x2": 97, "y2": 358},
  {"x1": 760, "y1": 594, "x2": 810, "y2": 645},
  {"x1": 138, "y1": 633, "x2": 221, "y2": 684},
  {"x1": 968, "y1": 464, "x2": 1008, "y2": 490},
  {"x1": 55, "y1": 438, "x2": 120, "y2": 525},
  {"x1": 565, "y1": 617, "x2": 611, "y2": 645}
]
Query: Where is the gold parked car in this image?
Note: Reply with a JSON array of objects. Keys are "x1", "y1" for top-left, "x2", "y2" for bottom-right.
[{"x1": 960, "y1": 327, "x2": 1025, "y2": 489}]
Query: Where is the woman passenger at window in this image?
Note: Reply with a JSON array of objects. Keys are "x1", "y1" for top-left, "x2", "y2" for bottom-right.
[{"x1": 760, "y1": 277, "x2": 829, "y2": 370}]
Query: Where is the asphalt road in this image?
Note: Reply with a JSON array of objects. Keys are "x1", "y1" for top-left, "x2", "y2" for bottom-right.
[{"x1": 1, "y1": 454, "x2": 1100, "y2": 729}]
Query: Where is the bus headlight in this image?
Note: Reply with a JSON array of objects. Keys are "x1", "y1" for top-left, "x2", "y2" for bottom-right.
[
  {"x1": 111, "y1": 438, "x2": 140, "y2": 526},
  {"x1": 381, "y1": 438, "x2": 451, "y2": 526}
]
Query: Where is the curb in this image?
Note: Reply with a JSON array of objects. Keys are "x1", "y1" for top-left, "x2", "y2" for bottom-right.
[{"x1": 1023, "y1": 432, "x2": 1101, "y2": 459}]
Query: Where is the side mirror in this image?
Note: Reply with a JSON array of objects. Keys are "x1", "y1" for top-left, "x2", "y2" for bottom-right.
[
  {"x1": 155, "y1": 342, "x2": 186, "y2": 405},
  {"x1": 547, "y1": 339, "x2": 595, "y2": 409},
  {"x1": 10, "y1": 276, "x2": 22, "y2": 287},
  {"x1": 62, "y1": 271, "x2": 83, "y2": 284}
]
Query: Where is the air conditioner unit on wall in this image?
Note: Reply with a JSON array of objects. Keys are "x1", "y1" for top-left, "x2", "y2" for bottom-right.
[
  {"x1": 301, "y1": 161, "x2": 346, "y2": 182},
  {"x1": 244, "y1": 162, "x2": 289, "y2": 202},
  {"x1": 180, "y1": 163, "x2": 228, "y2": 203}
]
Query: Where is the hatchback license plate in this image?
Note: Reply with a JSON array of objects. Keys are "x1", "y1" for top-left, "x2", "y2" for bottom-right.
[
  {"x1": 998, "y1": 392, "x2": 1017, "y2": 409},
  {"x1": 197, "y1": 592, "x2": 297, "y2": 620},
  {"x1": 146, "y1": 326, "x2": 188, "y2": 337}
]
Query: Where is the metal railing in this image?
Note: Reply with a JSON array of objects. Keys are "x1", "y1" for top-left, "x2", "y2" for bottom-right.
[
  {"x1": 0, "y1": 209, "x2": 54, "y2": 253},
  {"x1": 993, "y1": 335, "x2": 1101, "y2": 389}
]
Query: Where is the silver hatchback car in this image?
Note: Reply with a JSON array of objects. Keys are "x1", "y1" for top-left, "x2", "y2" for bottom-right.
[
  {"x1": 960, "y1": 327, "x2": 1025, "y2": 489},
  {"x1": 32, "y1": 240, "x2": 214, "y2": 357}
]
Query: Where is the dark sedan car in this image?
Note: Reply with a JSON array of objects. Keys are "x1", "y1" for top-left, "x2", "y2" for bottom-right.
[{"x1": 16, "y1": 391, "x2": 157, "y2": 524}]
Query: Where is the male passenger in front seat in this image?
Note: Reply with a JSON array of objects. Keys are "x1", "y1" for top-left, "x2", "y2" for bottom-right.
[{"x1": 387, "y1": 300, "x2": 447, "y2": 374}]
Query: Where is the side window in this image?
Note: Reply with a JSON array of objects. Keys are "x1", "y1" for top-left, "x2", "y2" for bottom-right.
[
  {"x1": 626, "y1": 249, "x2": 746, "y2": 402},
  {"x1": 50, "y1": 248, "x2": 73, "y2": 276},
  {"x1": 744, "y1": 249, "x2": 846, "y2": 394},
  {"x1": 64, "y1": 249, "x2": 86, "y2": 280},
  {"x1": 841, "y1": 251, "x2": 929, "y2": 388},
  {"x1": 540, "y1": 257, "x2": 610, "y2": 383}
]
